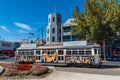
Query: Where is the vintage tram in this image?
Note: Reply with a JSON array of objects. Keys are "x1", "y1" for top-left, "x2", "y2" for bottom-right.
[{"x1": 15, "y1": 43, "x2": 102, "y2": 67}]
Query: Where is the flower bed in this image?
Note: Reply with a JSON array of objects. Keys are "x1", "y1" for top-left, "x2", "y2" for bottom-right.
[
  {"x1": 32, "y1": 64, "x2": 48, "y2": 75},
  {"x1": 0, "y1": 63, "x2": 49, "y2": 77}
]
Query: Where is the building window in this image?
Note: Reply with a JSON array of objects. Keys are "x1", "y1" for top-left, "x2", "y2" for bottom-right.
[
  {"x1": 52, "y1": 28, "x2": 55, "y2": 33},
  {"x1": 53, "y1": 17, "x2": 55, "y2": 22},
  {"x1": 47, "y1": 37, "x2": 49, "y2": 42},
  {"x1": 63, "y1": 35, "x2": 70, "y2": 41},
  {"x1": 57, "y1": 17, "x2": 60, "y2": 22},
  {"x1": 49, "y1": 18, "x2": 50, "y2": 22},
  {"x1": 59, "y1": 37, "x2": 61, "y2": 41},
  {"x1": 63, "y1": 27, "x2": 71, "y2": 32},
  {"x1": 59, "y1": 29, "x2": 61, "y2": 34},
  {"x1": 72, "y1": 35, "x2": 77, "y2": 41},
  {"x1": 52, "y1": 36, "x2": 55, "y2": 42},
  {"x1": 47, "y1": 29, "x2": 49, "y2": 33}
]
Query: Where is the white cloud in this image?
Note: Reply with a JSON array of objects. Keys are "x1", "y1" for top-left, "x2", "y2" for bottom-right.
[
  {"x1": 0, "y1": 26, "x2": 10, "y2": 32},
  {"x1": 18, "y1": 30, "x2": 28, "y2": 33},
  {"x1": 14, "y1": 22, "x2": 31, "y2": 31}
]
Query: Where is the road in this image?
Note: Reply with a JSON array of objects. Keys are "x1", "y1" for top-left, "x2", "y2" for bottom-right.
[
  {"x1": 55, "y1": 61, "x2": 120, "y2": 76},
  {"x1": 0, "y1": 57, "x2": 120, "y2": 76},
  {"x1": 0, "y1": 57, "x2": 15, "y2": 62},
  {"x1": 55, "y1": 66, "x2": 120, "y2": 76}
]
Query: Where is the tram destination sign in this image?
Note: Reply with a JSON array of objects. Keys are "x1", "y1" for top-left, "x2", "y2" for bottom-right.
[
  {"x1": 20, "y1": 44, "x2": 37, "y2": 48},
  {"x1": 63, "y1": 41, "x2": 87, "y2": 46}
]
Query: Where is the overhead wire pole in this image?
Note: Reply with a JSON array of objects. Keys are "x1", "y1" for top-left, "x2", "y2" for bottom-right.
[
  {"x1": 38, "y1": 22, "x2": 46, "y2": 46},
  {"x1": 41, "y1": 26, "x2": 44, "y2": 46},
  {"x1": 37, "y1": 28, "x2": 41, "y2": 46},
  {"x1": 37, "y1": 28, "x2": 40, "y2": 40}
]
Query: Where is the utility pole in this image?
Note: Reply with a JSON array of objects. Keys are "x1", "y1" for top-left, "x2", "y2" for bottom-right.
[
  {"x1": 37, "y1": 28, "x2": 40, "y2": 40},
  {"x1": 42, "y1": 27, "x2": 43, "y2": 40},
  {"x1": 37, "y1": 27, "x2": 44, "y2": 46},
  {"x1": 41, "y1": 26, "x2": 44, "y2": 45}
]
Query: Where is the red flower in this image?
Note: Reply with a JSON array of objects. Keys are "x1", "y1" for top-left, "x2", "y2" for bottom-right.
[{"x1": 17, "y1": 64, "x2": 32, "y2": 70}]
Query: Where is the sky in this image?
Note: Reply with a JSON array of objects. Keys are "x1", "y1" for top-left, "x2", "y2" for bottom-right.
[{"x1": 0, "y1": 0, "x2": 85, "y2": 41}]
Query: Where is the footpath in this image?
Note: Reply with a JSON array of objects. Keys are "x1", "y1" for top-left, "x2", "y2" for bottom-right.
[{"x1": 25, "y1": 70, "x2": 120, "y2": 80}]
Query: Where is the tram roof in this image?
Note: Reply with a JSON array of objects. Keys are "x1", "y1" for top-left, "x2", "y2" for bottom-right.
[
  {"x1": 17, "y1": 44, "x2": 100, "y2": 50},
  {"x1": 37, "y1": 45, "x2": 100, "y2": 49},
  {"x1": 17, "y1": 47, "x2": 37, "y2": 50}
]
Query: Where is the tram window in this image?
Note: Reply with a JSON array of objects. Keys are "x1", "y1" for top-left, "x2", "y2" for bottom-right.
[
  {"x1": 48, "y1": 50, "x2": 51, "y2": 55},
  {"x1": 22, "y1": 52, "x2": 25, "y2": 55},
  {"x1": 79, "y1": 51, "x2": 84, "y2": 55},
  {"x1": 86, "y1": 48, "x2": 91, "y2": 51},
  {"x1": 58, "y1": 56, "x2": 64, "y2": 61},
  {"x1": 29, "y1": 52, "x2": 34, "y2": 55},
  {"x1": 85, "y1": 51, "x2": 91, "y2": 55},
  {"x1": 18, "y1": 52, "x2": 22, "y2": 55},
  {"x1": 94, "y1": 49, "x2": 97, "y2": 54},
  {"x1": 36, "y1": 56, "x2": 41, "y2": 60},
  {"x1": 98, "y1": 49, "x2": 101, "y2": 54},
  {"x1": 72, "y1": 51, "x2": 78, "y2": 55},
  {"x1": 36, "y1": 51, "x2": 41, "y2": 55},
  {"x1": 51, "y1": 50, "x2": 56, "y2": 55},
  {"x1": 58, "y1": 56, "x2": 60, "y2": 60},
  {"x1": 116, "y1": 49, "x2": 120, "y2": 55},
  {"x1": 61, "y1": 56, "x2": 64, "y2": 60},
  {"x1": 44, "y1": 50, "x2": 50, "y2": 55},
  {"x1": 20, "y1": 51, "x2": 23, "y2": 55},
  {"x1": 58, "y1": 50, "x2": 64, "y2": 55},
  {"x1": 66, "y1": 51, "x2": 71, "y2": 55},
  {"x1": 26, "y1": 52, "x2": 29, "y2": 55}
]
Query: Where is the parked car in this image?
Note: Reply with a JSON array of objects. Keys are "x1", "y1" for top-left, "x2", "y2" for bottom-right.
[{"x1": 0, "y1": 54, "x2": 9, "y2": 59}]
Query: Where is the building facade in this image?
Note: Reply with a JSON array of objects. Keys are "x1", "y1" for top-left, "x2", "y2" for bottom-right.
[
  {"x1": 46, "y1": 13, "x2": 62, "y2": 44},
  {"x1": 46, "y1": 13, "x2": 78, "y2": 44},
  {"x1": 62, "y1": 18, "x2": 77, "y2": 42},
  {"x1": 0, "y1": 40, "x2": 19, "y2": 56}
]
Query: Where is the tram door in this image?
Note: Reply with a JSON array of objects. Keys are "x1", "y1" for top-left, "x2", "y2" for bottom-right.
[
  {"x1": 94, "y1": 48, "x2": 100, "y2": 64},
  {"x1": 58, "y1": 49, "x2": 65, "y2": 62},
  {"x1": 35, "y1": 50, "x2": 41, "y2": 62}
]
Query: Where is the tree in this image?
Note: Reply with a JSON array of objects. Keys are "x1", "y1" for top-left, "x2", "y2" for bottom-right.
[
  {"x1": 72, "y1": 6, "x2": 79, "y2": 18},
  {"x1": 72, "y1": 0, "x2": 120, "y2": 60},
  {"x1": 72, "y1": 0, "x2": 120, "y2": 42}
]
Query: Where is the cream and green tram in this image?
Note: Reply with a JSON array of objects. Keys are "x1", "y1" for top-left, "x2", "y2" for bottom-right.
[{"x1": 16, "y1": 45, "x2": 102, "y2": 66}]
